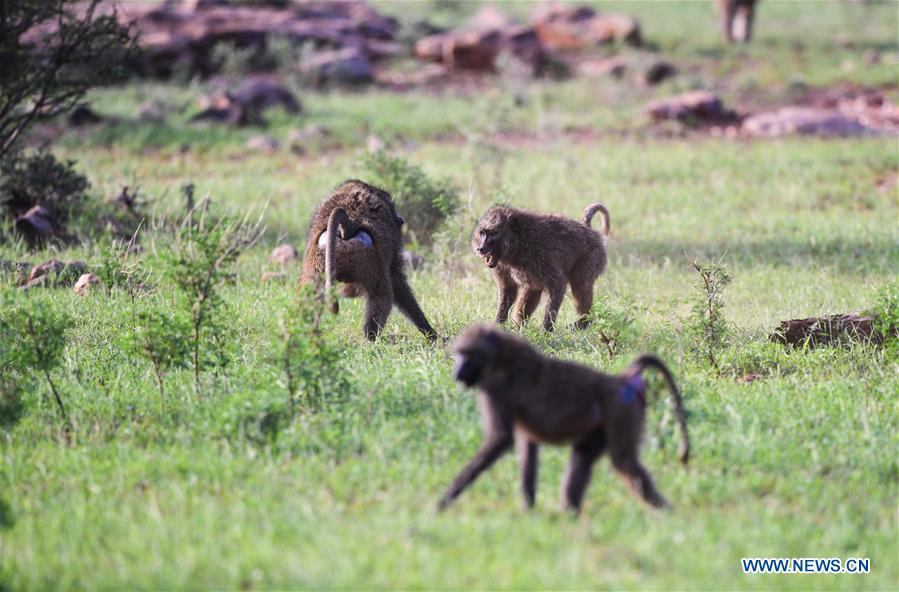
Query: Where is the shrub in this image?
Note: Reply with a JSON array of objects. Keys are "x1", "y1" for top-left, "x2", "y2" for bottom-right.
[
  {"x1": 161, "y1": 205, "x2": 260, "y2": 393},
  {"x1": 686, "y1": 255, "x2": 732, "y2": 372},
  {"x1": 362, "y1": 151, "x2": 459, "y2": 245},
  {"x1": 0, "y1": 291, "x2": 71, "y2": 428},
  {"x1": 122, "y1": 303, "x2": 191, "y2": 406},
  {"x1": 869, "y1": 281, "x2": 899, "y2": 358},
  {"x1": 276, "y1": 285, "x2": 351, "y2": 410},
  {"x1": 0, "y1": 150, "x2": 88, "y2": 222},
  {"x1": 590, "y1": 293, "x2": 639, "y2": 360}
]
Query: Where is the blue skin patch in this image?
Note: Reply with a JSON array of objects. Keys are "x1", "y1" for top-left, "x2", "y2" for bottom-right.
[
  {"x1": 318, "y1": 229, "x2": 374, "y2": 249},
  {"x1": 619, "y1": 374, "x2": 646, "y2": 406}
]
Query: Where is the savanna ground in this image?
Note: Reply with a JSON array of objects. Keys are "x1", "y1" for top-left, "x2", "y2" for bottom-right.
[{"x1": 1, "y1": 1, "x2": 898, "y2": 590}]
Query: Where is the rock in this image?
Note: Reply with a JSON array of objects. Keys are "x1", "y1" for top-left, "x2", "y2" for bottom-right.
[
  {"x1": 269, "y1": 244, "x2": 298, "y2": 264},
  {"x1": 22, "y1": 260, "x2": 87, "y2": 289},
  {"x1": 415, "y1": 24, "x2": 551, "y2": 75},
  {"x1": 742, "y1": 107, "x2": 871, "y2": 137},
  {"x1": 299, "y1": 47, "x2": 374, "y2": 86},
  {"x1": 771, "y1": 314, "x2": 894, "y2": 348},
  {"x1": 67, "y1": 105, "x2": 103, "y2": 127},
  {"x1": 645, "y1": 91, "x2": 735, "y2": 124},
  {"x1": 468, "y1": 5, "x2": 518, "y2": 29},
  {"x1": 403, "y1": 250, "x2": 424, "y2": 271},
  {"x1": 576, "y1": 56, "x2": 627, "y2": 78},
  {"x1": 260, "y1": 271, "x2": 287, "y2": 284},
  {"x1": 366, "y1": 135, "x2": 385, "y2": 153},
  {"x1": 247, "y1": 134, "x2": 280, "y2": 153},
  {"x1": 73, "y1": 273, "x2": 101, "y2": 296},
  {"x1": 640, "y1": 60, "x2": 677, "y2": 86},
  {"x1": 14, "y1": 205, "x2": 57, "y2": 247},
  {"x1": 230, "y1": 77, "x2": 301, "y2": 115},
  {"x1": 532, "y1": 4, "x2": 641, "y2": 49}
]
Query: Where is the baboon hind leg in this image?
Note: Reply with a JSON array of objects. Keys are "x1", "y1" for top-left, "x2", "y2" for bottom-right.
[
  {"x1": 610, "y1": 451, "x2": 670, "y2": 509},
  {"x1": 561, "y1": 427, "x2": 606, "y2": 513},
  {"x1": 495, "y1": 275, "x2": 519, "y2": 325},
  {"x1": 392, "y1": 271, "x2": 437, "y2": 340},
  {"x1": 512, "y1": 288, "x2": 542, "y2": 326},
  {"x1": 720, "y1": 0, "x2": 737, "y2": 42}
]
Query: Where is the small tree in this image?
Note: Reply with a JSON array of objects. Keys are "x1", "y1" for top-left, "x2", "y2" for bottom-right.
[
  {"x1": 686, "y1": 255, "x2": 732, "y2": 372},
  {"x1": 0, "y1": 0, "x2": 134, "y2": 159},
  {"x1": 123, "y1": 305, "x2": 191, "y2": 407},
  {"x1": 0, "y1": 291, "x2": 71, "y2": 427}
]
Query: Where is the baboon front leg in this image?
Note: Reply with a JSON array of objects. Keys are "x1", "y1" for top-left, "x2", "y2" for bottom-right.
[
  {"x1": 363, "y1": 293, "x2": 393, "y2": 341},
  {"x1": 561, "y1": 427, "x2": 606, "y2": 513},
  {"x1": 495, "y1": 276, "x2": 519, "y2": 325},
  {"x1": 542, "y1": 277, "x2": 567, "y2": 332},
  {"x1": 439, "y1": 435, "x2": 513, "y2": 510},
  {"x1": 516, "y1": 434, "x2": 539, "y2": 508},
  {"x1": 570, "y1": 277, "x2": 595, "y2": 330},
  {"x1": 512, "y1": 288, "x2": 542, "y2": 326},
  {"x1": 391, "y1": 271, "x2": 438, "y2": 341},
  {"x1": 734, "y1": 3, "x2": 754, "y2": 42},
  {"x1": 720, "y1": 0, "x2": 736, "y2": 42},
  {"x1": 611, "y1": 453, "x2": 670, "y2": 510}
]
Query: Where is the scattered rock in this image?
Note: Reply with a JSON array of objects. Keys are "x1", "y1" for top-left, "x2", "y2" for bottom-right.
[
  {"x1": 289, "y1": 124, "x2": 330, "y2": 145},
  {"x1": 771, "y1": 314, "x2": 894, "y2": 348},
  {"x1": 645, "y1": 91, "x2": 737, "y2": 124},
  {"x1": 299, "y1": 47, "x2": 374, "y2": 86},
  {"x1": 14, "y1": 205, "x2": 57, "y2": 247},
  {"x1": 261, "y1": 271, "x2": 287, "y2": 284},
  {"x1": 73, "y1": 273, "x2": 101, "y2": 296},
  {"x1": 415, "y1": 24, "x2": 551, "y2": 75},
  {"x1": 269, "y1": 244, "x2": 298, "y2": 264},
  {"x1": 469, "y1": 5, "x2": 519, "y2": 29},
  {"x1": 576, "y1": 56, "x2": 627, "y2": 78},
  {"x1": 738, "y1": 373, "x2": 762, "y2": 384},
  {"x1": 639, "y1": 60, "x2": 677, "y2": 86},
  {"x1": 366, "y1": 135, "x2": 385, "y2": 153},
  {"x1": 21, "y1": 260, "x2": 87, "y2": 289},
  {"x1": 742, "y1": 107, "x2": 871, "y2": 137},
  {"x1": 247, "y1": 134, "x2": 280, "y2": 153},
  {"x1": 532, "y1": 4, "x2": 642, "y2": 49},
  {"x1": 67, "y1": 105, "x2": 104, "y2": 127}
]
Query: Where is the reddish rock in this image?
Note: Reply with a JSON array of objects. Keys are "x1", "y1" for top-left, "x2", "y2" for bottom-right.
[
  {"x1": 742, "y1": 107, "x2": 871, "y2": 137},
  {"x1": 269, "y1": 244, "x2": 298, "y2": 264},
  {"x1": 73, "y1": 273, "x2": 102, "y2": 296},
  {"x1": 771, "y1": 314, "x2": 894, "y2": 348},
  {"x1": 532, "y1": 4, "x2": 641, "y2": 49},
  {"x1": 645, "y1": 91, "x2": 735, "y2": 124},
  {"x1": 21, "y1": 260, "x2": 87, "y2": 289},
  {"x1": 415, "y1": 24, "x2": 551, "y2": 75}
]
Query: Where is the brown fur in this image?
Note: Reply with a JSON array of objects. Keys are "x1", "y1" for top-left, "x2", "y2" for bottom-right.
[
  {"x1": 439, "y1": 325, "x2": 689, "y2": 513},
  {"x1": 716, "y1": 0, "x2": 757, "y2": 43},
  {"x1": 472, "y1": 203, "x2": 610, "y2": 331},
  {"x1": 299, "y1": 180, "x2": 437, "y2": 341}
]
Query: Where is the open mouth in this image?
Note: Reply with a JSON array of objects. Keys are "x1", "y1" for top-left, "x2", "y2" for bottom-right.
[{"x1": 483, "y1": 252, "x2": 498, "y2": 268}]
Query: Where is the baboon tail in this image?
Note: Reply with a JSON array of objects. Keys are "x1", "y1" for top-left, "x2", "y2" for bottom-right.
[
  {"x1": 583, "y1": 203, "x2": 610, "y2": 236},
  {"x1": 627, "y1": 354, "x2": 690, "y2": 466},
  {"x1": 325, "y1": 207, "x2": 348, "y2": 314}
]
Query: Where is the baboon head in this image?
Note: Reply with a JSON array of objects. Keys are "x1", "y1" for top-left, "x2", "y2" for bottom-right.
[
  {"x1": 452, "y1": 325, "x2": 505, "y2": 386},
  {"x1": 471, "y1": 207, "x2": 513, "y2": 269}
]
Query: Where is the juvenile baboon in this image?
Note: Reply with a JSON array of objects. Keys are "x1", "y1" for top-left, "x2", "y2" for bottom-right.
[
  {"x1": 717, "y1": 0, "x2": 757, "y2": 43},
  {"x1": 439, "y1": 325, "x2": 689, "y2": 513},
  {"x1": 472, "y1": 203, "x2": 610, "y2": 331},
  {"x1": 299, "y1": 180, "x2": 437, "y2": 342}
]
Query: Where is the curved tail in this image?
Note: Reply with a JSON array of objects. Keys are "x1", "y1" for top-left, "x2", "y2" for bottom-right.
[
  {"x1": 625, "y1": 354, "x2": 689, "y2": 465},
  {"x1": 325, "y1": 207, "x2": 350, "y2": 314},
  {"x1": 583, "y1": 203, "x2": 610, "y2": 236}
]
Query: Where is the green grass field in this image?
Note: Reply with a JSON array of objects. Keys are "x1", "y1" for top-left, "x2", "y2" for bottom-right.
[{"x1": 1, "y1": 1, "x2": 898, "y2": 590}]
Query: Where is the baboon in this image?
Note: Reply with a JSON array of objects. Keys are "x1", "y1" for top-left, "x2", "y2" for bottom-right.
[
  {"x1": 472, "y1": 203, "x2": 610, "y2": 331},
  {"x1": 300, "y1": 180, "x2": 437, "y2": 342},
  {"x1": 717, "y1": 0, "x2": 757, "y2": 43},
  {"x1": 439, "y1": 325, "x2": 689, "y2": 513}
]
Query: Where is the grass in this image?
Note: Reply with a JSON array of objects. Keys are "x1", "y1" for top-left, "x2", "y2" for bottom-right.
[{"x1": 1, "y1": 0, "x2": 898, "y2": 590}]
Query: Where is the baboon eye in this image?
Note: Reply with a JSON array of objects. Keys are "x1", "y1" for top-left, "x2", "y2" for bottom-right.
[{"x1": 479, "y1": 230, "x2": 487, "y2": 238}]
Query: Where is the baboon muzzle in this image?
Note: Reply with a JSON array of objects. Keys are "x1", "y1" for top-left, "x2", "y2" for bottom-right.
[{"x1": 454, "y1": 357, "x2": 482, "y2": 386}]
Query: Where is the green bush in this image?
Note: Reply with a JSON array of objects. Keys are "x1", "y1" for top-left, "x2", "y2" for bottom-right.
[
  {"x1": 0, "y1": 150, "x2": 88, "y2": 222},
  {"x1": 869, "y1": 281, "x2": 899, "y2": 358},
  {"x1": 362, "y1": 151, "x2": 459, "y2": 245},
  {"x1": 686, "y1": 255, "x2": 732, "y2": 372}
]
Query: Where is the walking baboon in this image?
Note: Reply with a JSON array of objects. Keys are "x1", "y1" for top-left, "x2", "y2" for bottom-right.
[
  {"x1": 439, "y1": 325, "x2": 689, "y2": 513},
  {"x1": 717, "y1": 0, "x2": 757, "y2": 43},
  {"x1": 300, "y1": 180, "x2": 437, "y2": 341},
  {"x1": 472, "y1": 203, "x2": 610, "y2": 331}
]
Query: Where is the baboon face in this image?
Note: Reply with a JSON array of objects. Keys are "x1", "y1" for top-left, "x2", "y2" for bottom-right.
[
  {"x1": 472, "y1": 209, "x2": 511, "y2": 268},
  {"x1": 453, "y1": 326, "x2": 501, "y2": 386}
]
